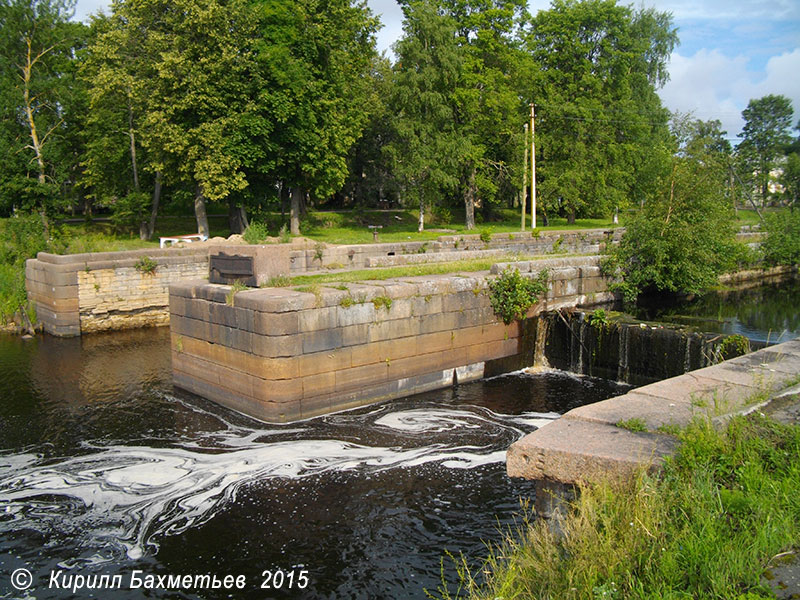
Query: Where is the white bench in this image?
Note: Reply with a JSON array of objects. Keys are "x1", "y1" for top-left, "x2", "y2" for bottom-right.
[{"x1": 159, "y1": 233, "x2": 209, "y2": 248}]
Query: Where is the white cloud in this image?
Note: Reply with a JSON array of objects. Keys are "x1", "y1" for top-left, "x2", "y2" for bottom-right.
[{"x1": 658, "y1": 48, "x2": 800, "y2": 141}]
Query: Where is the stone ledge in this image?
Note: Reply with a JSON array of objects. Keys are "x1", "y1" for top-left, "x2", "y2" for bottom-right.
[{"x1": 507, "y1": 339, "x2": 800, "y2": 483}]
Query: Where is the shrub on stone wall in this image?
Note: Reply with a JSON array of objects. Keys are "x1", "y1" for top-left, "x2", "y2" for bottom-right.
[{"x1": 487, "y1": 266, "x2": 548, "y2": 324}]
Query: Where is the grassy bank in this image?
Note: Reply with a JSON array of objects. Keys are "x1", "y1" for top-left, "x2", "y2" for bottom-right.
[{"x1": 435, "y1": 414, "x2": 800, "y2": 600}]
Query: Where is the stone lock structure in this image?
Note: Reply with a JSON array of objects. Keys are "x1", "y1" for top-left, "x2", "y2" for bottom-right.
[{"x1": 168, "y1": 256, "x2": 614, "y2": 422}]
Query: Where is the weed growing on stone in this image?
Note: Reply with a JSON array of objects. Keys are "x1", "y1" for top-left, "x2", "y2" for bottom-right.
[
  {"x1": 372, "y1": 295, "x2": 392, "y2": 311},
  {"x1": 225, "y1": 280, "x2": 248, "y2": 305},
  {"x1": 134, "y1": 256, "x2": 158, "y2": 274},
  {"x1": 616, "y1": 417, "x2": 648, "y2": 432},
  {"x1": 243, "y1": 221, "x2": 270, "y2": 244}
]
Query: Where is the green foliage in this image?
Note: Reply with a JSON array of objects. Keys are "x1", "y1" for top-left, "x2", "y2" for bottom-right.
[
  {"x1": 133, "y1": 256, "x2": 158, "y2": 275},
  {"x1": 372, "y1": 295, "x2": 392, "y2": 311},
  {"x1": 479, "y1": 230, "x2": 492, "y2": 244},
  {"x1": 443, "y1": 414, "x2": 800, "y2": 599},
  {"x1": 761, "y1": 210, "x2": 800, "y2": 266},
  {"x1": 339, "y1": 295, "x2": 354, "y2": 308},
  {"x1": 589, "y1": 309, "x2": 609, "y2": 328},
  {"x1": 0, "y1": 212, "x2": 67, "y2": 323},
  {"x1": 603, "y1": 117, "x2": 744, "y2": 302},
  {"x1": 278, "y1": 224, "x2": 291, "y2": 244},
  {"x1": 109, "y1": 192, "x2": 151, "y2": 234},
  {"x1": 0, "y1": 0, "x2": 88, "y2": 215},
  {"x1": 487, "y1": 266, "x2": 548, "y2": 324},
  {"x1": 314, "y1": 243, "x2": 325, "y2": 263},
  {"x1": 616, "y1": 417, "x2": 648, "y2": 432},
  {"x1": 737, "y1": 94, "x2": 795, "y2": 204},
  {"x1": 262, "y1": 274, "x2": 291, "y2": 288},
  {"x1": 243, "y1": 221, "x2": 270, "y2": 245},
  {"x1": 718, "y1": 334, "x2": 751, "y2": 361},
  {"x1": 225, "y1": 280, "x2": 248, "y2": 305},
  {"x1": 527, "y1": 0, "x2": 677, "y2": 222}
]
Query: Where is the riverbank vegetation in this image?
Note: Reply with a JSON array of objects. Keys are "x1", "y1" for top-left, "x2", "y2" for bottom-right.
[{"x1": 435, "y1": 413, "x2": 800, "y2": 600}]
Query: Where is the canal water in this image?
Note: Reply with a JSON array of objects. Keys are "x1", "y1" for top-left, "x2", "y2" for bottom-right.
[
  {"x1": 632, "y1": 277, "x2": 800, "y2": 345},
  {"x1": 0, "y1": 328, "x2": 631, "y2": 599}
]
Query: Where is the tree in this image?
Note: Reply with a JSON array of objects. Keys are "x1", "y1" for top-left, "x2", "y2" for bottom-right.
[
  {"x1": 737, "y1": 94, "x2": 794, "y2": 205},
  {"x1": 603, "y1": 117, "x2": 745, "y2": 301},
  {"x1": 256, "y1": 0, "x2": 379, "y2": 235},
  {"x1": 779, "y1": 120, "x2": 800, "y2": 210},
  {"x1": 526, "y1": 0, "x2": 676, "y2": 223},
  {"x1": 386, "y1": 0, "x2": 465, "y2": 232},
  {"x1": 0, "y1": 0, "x2": 88, "y2": 216},
  {"x1": 85, "y1": 0, "x2": 274, "y2": 238}
]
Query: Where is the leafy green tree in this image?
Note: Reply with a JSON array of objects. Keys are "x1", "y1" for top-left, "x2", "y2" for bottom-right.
[
  {"x1": 86, "y1": 0, "x2": 274, "y2": 238},
  {"x1": 526, "y1": 0, "x2": 676, "y2": 223},
  {"x1": 761, "y1": 210, "x2": 800, "y2": 265},
  {"x1": 256, "y1": 0, "x2": 379, "y2": 234},
  {"x1": 604, "y1": 117, "x2": 745, "y2": 301},
  {"x1": 737, "y1": 94, "x2": 794, "y2": 205},
  {"x1": 386, "y1": 0, "x2": 465, "y2": 232},
  {"x1": 779, "y1": 121, "x2": 800, "y2": 209},
  {"x1": 0, "y1": 0, "x2": 88, "y2": 216}
]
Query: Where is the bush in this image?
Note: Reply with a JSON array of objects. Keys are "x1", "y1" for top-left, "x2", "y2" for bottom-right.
[
  {"x1": 243, "y1": 221, "x2": 270, "y2": 244},
  {"x1": 0, "y1": 212, "x2": 67, "y2": 325},
  {"x1": 761, "y1": 211, "x2": 800, "y2": 266},
  {"x1": 487, "y1": 266, "x2": 548, "y2": 324}
]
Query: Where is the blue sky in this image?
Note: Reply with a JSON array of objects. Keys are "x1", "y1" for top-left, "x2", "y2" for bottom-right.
[{"x1": 74, "y1": 0, "x2": 800, "y2": 144}]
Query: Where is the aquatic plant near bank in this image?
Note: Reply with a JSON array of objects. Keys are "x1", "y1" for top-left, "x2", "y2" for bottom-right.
[{"x1": 433, "y1": 413, "x2": 800, "y2": 600}]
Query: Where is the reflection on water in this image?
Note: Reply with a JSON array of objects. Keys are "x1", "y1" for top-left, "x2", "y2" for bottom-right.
[
  {"x1": 0, "y1": 329, "x2": 630, "y2": 599},
  {"x1": 633, "y1": 277, "x2": 800, "y2": 344}
]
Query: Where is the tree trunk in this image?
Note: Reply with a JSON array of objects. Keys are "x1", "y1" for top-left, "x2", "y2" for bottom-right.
[
  {"x1": 541, "y1": 206, "x2": 549, "y2": 227},
  {"x1": 464, "y1": 168, "x2": 476, "y2": 230},
  {"x1": 280, "y1": 182, "x2": 288, "y2": 220},
  {"x1": 612, "y1": 207, "x2": 619, "y2": 225},
  {"x1": 194, "y1": 184, "x2": 210, "y2": 238},
  {"x1": 418, "y1": 196, "x2": 425, "y2": 233},
  {"x1": 22, "y1": 39, "x2": 47, "y2": 186},
  {"x1": 290, "y1": 187, "x2": 302, "y2": 235},
  {"x1": 228, "y1": 199, "x2": 248, "y2": 234},
  {"x1": 128, "y1": 100, "x2": 140, "y2": 193},
  {"x1": 145, "y1": 171, "x2": 162, "y2": 241},
  {"x1": 567, "y1": 209, "x2": 576, "y2": 225}
]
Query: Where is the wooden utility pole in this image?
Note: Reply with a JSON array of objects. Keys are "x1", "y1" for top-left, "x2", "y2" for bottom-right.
[
  {"x1": 521, "y1": 123, "x2": 528, "y2": 231},
  {"x1": 530, "y1": 103, "x2": 537, "y2": 230}
]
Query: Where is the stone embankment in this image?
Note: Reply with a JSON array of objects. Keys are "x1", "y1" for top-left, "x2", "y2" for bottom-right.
[
  {"x1": 169, "y1": 255, "x2": 612, "y2": 422},
  {"x1": 25, "y1": 229, "x2": 617, "y2": 336},
  {"x1": 507, "y1": 339, "x2": 800, "y2": 483}
]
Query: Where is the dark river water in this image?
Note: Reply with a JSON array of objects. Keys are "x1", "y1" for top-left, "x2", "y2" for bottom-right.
[
  {"x1": 0, "y1": 328, "x2": 631, "y2": 599},
  {"x1": 633, "y1": 277, "x2": 800, "y2": 345}
]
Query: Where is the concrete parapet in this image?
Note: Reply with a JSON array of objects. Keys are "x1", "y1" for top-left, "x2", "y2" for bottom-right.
[{"x1": 507, "y1": 339, "x2": 800, "y2": 483}]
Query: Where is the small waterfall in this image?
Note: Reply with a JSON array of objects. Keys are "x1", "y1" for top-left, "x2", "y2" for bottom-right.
[
  {"x1": 533, "y1": 315, "x2": 551, "y2": 368},
  {"x1": 617, "y1": 324, "x2": 630, "y2": 384}
]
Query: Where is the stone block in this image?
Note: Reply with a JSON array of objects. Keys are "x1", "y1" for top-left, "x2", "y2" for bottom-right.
[
  {"x1": 252, "y1": 377, "x2": 303, "y2": 403},
  {"x1": 368, "y1": 317, "x2": 422, "y2": 343},
  {"x1": 298, "y1": 306, "x2": 339, "y2": 332},
  {"x1": 296, "y1": 348, "x2": 352, "y2": 377},
  {"x1": 253, "y1": 311, "x2": 299, "y2": 336},
  {"x1": 563, "y1": 391, "x2": 696, "y2": 430},
  {"x1": 335, "y1": 362, "x2": 388, "y2": 393},
  {"x1": 417, "y1": 330, "x2": 454, "y2": 354},
  {"x1": 209, "y1": 302, "x2": 238, "y2": 328},
  {"x1": 341, "y1": 323, "x2": 370, "y2": 347},
  {"x1": 506, "y1": 419, "x2": 678, "y2": 484},
  {"x1": 302, "y1": 371, "x2": 337, "y2": 398},
  {"x1": 301, "y1": 328, "x2": 343, "y2": 354},
  {"x1": 338, "y1": 302, "x2": 376, "y2": 327},
  {"x1": 417, "y1": 312, "x2": 459, "y2": 335},
  {"x1": 252, "y1": 333, "x2": 302, "y2": 358}
]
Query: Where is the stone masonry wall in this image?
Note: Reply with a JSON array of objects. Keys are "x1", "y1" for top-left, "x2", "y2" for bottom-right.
[
  {"x1": 26, "y1": 248, "x2": 208, "y2": 336},
  {"x1": 169, "y1": 256, "x2": 613, "y2": 423}
]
